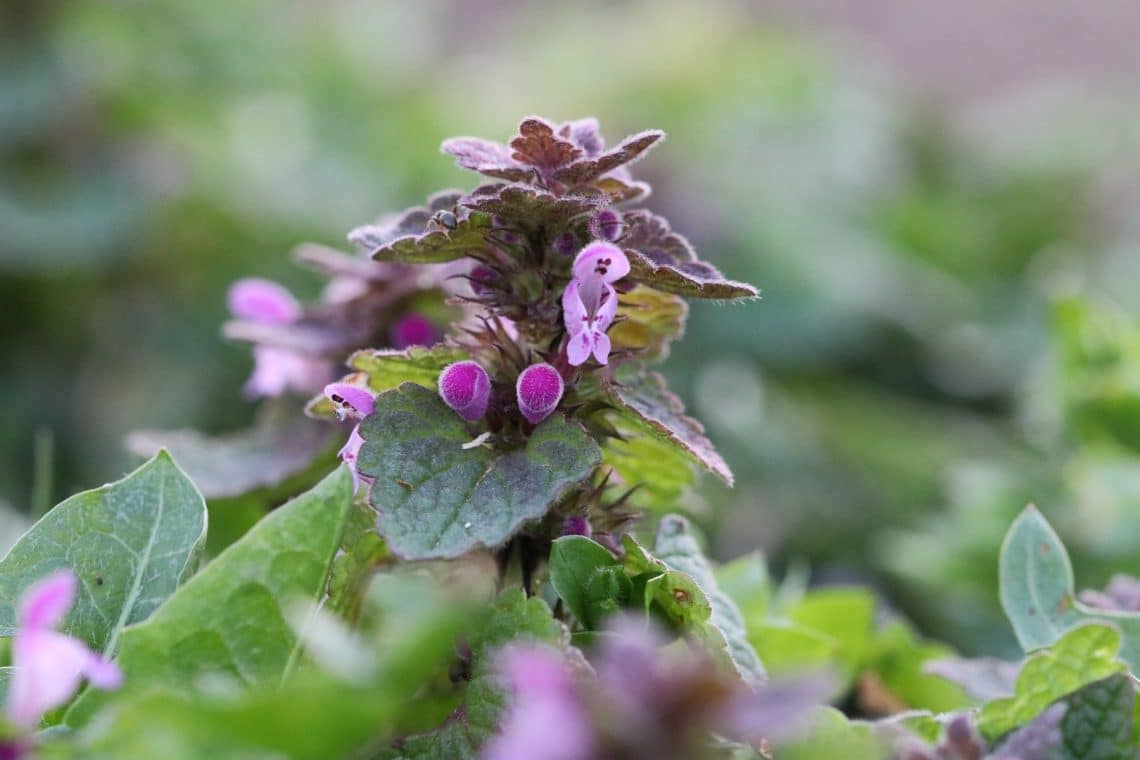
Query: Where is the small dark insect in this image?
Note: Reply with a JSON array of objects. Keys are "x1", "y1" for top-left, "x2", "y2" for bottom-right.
[
  {"x1": 431, "y1": 209, "x2": 458, "y2": 231},
  {"x1": 95, "y1": 575, "x2": 104, "y2": 586}
]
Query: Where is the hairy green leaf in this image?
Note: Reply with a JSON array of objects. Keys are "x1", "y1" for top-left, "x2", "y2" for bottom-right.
[
  {"x1": 371, "y1": 212, "x2": 492, "y2": 264},
  {"x1": 66, "y1": 466, "x2": 354, "y2": 725},
  {"x1": 358, "y1": 384, "x2": 600, "y2": 559},
  {"x1": 605, "y1": 369, "x2": 732, "y2": 486},
  {"x1": 549, "y1": 536, "x2": 629, "y2": 629},
  {"x1": 0, "y1": 451, "x2": 207, "y2": 657},
  {"x1": 978, "y1": 622, "x2": 1125, "y2": 739},
  {"x1": 653, "y1": 515, "x2": 766, "y2": 683}
]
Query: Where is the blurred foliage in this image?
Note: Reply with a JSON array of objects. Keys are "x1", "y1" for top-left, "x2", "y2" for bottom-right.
[{"x1": 2, "y1": 0, "x2": 1139, "y2": 663}]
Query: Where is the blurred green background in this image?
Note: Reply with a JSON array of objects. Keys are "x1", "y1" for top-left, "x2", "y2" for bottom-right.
[{"x1": 3, "y1": 0, "x2": 1140, "y2": 658}]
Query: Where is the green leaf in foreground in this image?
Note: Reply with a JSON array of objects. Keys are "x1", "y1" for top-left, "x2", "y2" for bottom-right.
[
  {"x1": 0, "y1": 451, "x2": 207, "y2": 657},
  {"x1": 358, "y1": 383, "x2": 601, "y2": 559},
  {"x1": 380, "y1": 589, "x2": 567, "y2": 758},
  {"x1": 67, "y1": 466, "x2": 354, "y2": 725},
  {"x1": 1000, "y1": 504, "x2": 1140, "y2": 673},
  {"x1": 653, "y1": 515, "x2": 766, "y2": 683},
  {"x1": 978, "y1": 622, "x2": 1125, "y2": 739},
  {"x1": 1057, "y1": 673, "x2": 1135, "y2": 760},
  {"x1": 549, "y1": 536, "x2": 630, "y2": 629}
]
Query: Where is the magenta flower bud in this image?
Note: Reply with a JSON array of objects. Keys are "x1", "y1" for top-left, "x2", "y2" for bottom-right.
[
  {"x1": 589, "y1": 209, "x2": 625, "y2": 242},
  {"x1": 561, "y1": 516, "x2": 592, "y2": 538},
  {"x1": 391, "y1": 314, "x2": 438, "y2": 350},
  {"x1": 439, "y1": 360, "x2": 492, "y2": 421},
  {"x1": 469, "y1": 265, "x2": 499, "y2": 298},
  {"x1": 553, "y1": 232, "x2": 578, "y2": 257},
  {"x1": 516, "y1": 363, "x2": 564, "y2": 425}
]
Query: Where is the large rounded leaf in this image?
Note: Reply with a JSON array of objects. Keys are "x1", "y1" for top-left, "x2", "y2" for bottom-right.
[{"x1": 357, "y1": 383, "x2": 601, "y2": 559}]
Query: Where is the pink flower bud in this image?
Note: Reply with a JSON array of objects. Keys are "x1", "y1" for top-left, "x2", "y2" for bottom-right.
[
  {"x1": 553, "y1": 232, "x2": 579, "y2": 257},
  {"x1": 469, "y1": 265, "x2": 499, "y2": 298},
  {"x1": 561, "y1": 516, "x2": 592, "y2": 538},
  {"x1": 589, "y1": 210, "x2": 625, "y2": 242},
  {"x1": 439, "y1": 361, "x2": 492, "y2": 421},
  {"x1": 391, "y1": 314, "x2": 438, "y2": 349},
  {"x1": 516, "y1": 363, "x2": 564, "y2": 425}
]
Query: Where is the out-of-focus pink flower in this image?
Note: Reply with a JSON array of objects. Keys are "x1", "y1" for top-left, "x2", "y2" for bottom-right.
[
  {"x1": 562, "y1": 243, "x2": 629, "y2": 366},
  {"x1": 516, "y1": 364, "x2": 565, "y2": 425},
  {"x1": 439, "y1": 361, "x2": 492, "y2": 421},
  {"x1": 323, "y1": 383, "x2": 377, "y2": 492},
  {"x1": 243, "y1": 346, "x2": 330, "y2": 399},
  {"x1": 6, "y1": 570, "x2": 122, "y2": 730},
  {"x1": 390, "y1": 314, "x2": 439, "y2": 350},
  {"x1": 228, "y1": 278, "x2": 329, "y2": 398},
  {"x1": 481, "y1": 645, "x2": 594, "y2": 760},
  {"x1": 227, "y1": 278, "x2": 302, "y2": 324}
]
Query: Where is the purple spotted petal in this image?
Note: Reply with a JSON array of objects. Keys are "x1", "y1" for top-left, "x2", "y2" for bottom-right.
[
  {"x1": 324, "y1": 383, "x2": 376, "y2": 421},
  {"x1": 571, "y1": 242, "x2": 629, "y2": 284},
  {"x1": 227, "y1": 278, "x2": 302, "y2": 324},
  {"x1": 516, "y1": 364, "x2": 565, "y2": 425},
  {"x1": 17, "y1": 570, "x2": 76, "y2": 632}
]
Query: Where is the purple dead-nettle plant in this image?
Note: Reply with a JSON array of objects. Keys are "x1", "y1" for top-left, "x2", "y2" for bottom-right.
[{"x1": 214, "y1": 115, "x2": 762, "y2": 755}]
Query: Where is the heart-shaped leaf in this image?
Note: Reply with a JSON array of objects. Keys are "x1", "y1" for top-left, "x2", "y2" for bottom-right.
[
  {"x1": 358, "y1": 384, "x2": 601, "y2": 559},
  {"x1": 0, "y1": 451, "x2": 207, "y2": 657},
  {"x1": 66, "y1": 466, "x2": 354, "y2": 725}
]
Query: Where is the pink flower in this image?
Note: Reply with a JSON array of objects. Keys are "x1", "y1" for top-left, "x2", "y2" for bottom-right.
[
  {"x1": 6, "y1": 570, "x2": 122, "y2": 729},
  {"x1": 562, "y1": 243, "x2": 629, "y2": 366},
  {"x1": 227, "y1": 278, "x2": 302, "y2": 323},
  {"x1": 390, "y1": 314, "x2": 439, "y2": 350},
  {"x1": 481, "y1": 645, "x2": 594, "y2": 760},
  {"x1": 324, "y1": 383, "x2": 377, "y2": 492},
  {"x1": 228, "y1": 278, "x2": 329, "y2": 399},
  {"x1": 516, "y1": 364, "x2": 565, "y2": 425},
  {"x1": 438, "y1": 361, "x2": 492, "y2": 421}
]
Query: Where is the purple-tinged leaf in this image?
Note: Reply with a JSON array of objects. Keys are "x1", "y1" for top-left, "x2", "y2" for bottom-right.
[
  {"x1": 606, "y1": 369, "x2": 733, "y2": 485},
  {"x1": 348, "y1": 191, "x2": 466, "y2": 252},
  {"x1": 1078, "y1": 574, "x2": 1140, "y2": 612},
  {"x1": 559, "y1": 117, "x2": 604, "y2": 156},
  {"x1": 991, "y1": 702, "x2": 1066, "y2": 760},
  {"x1": 923, "y1": 656, "x2": 1020, "y2": 702},
  {"x1": 292, "y1": 243, "x2": 394, "y2": 282},
  {"x1": 126, "y1": 412, "x2": 335, "y2": 500},
  {"x1": 440, "y1": 137, "x2": 534, "y2": 182},
  {"x1": 368, "y1": 211, "x2": 493, "y2": 265},
  {"x1": 508, "y1": 117, "x2": 582, "y2": 173},
  {"x1": 553, "y1": 130, "x2": 664, "y2": 186},
  {"x1": 620, "y1": 211, "x2": 758, "y2": 300},
  {"x1": 461, "y1": 183, "x2": 603, "y2": 230}
]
